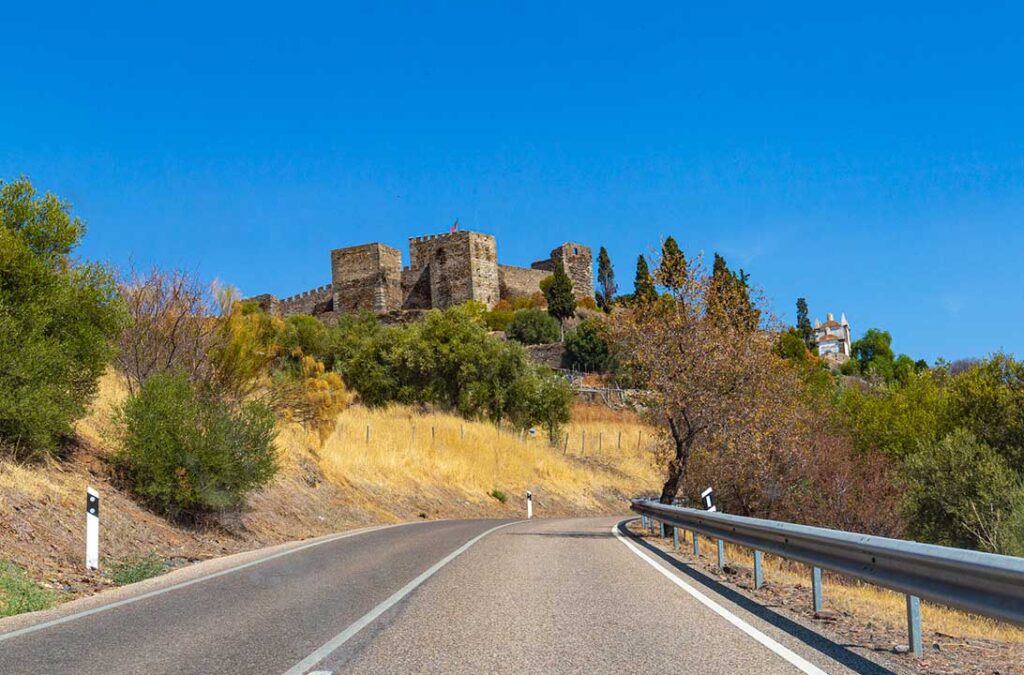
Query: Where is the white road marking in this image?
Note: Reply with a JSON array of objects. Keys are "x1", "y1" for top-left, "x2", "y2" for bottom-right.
[
  {"x1": 0, "y1": 522, "x2": 417, "y2": 643},
  {"x1": 613, "y1": 521, "x2": 830, "y2": 675},
  {"x1": 284, "y1": 520, "x2": 525, "y2": 675}
]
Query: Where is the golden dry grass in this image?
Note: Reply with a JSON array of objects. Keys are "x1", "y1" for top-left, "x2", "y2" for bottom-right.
[{"x1": 309, "y1": 403, "x2": 660, "y2": 509}]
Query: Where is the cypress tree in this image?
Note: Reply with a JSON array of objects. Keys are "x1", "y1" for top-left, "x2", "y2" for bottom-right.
[
  {"x1": 796, "y1": 298, "x2": 814, "y2": 348},
  {"x1": 633, "y1": 255, "x2": 657, "y2": 305},
  {"x1": 543, "y1": 264, "x2": 576, "y2": 341},
  {"x1": 596, "y1": 246, "x2": 617, "y2": 311},
  {"x1": 656, "y1": 236, "x2": 687, "y2": 292}
]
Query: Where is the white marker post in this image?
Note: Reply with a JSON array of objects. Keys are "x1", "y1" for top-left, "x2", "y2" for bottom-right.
[
  {"x1": 526, "y1": 491, "x2": 533, "y2": 519},
  {"x1": 701, "y1": 486, "x2": 717, "y2": 512},
  {"x1": 86, "y1": 487, "x2": 100, "y2": 570}
]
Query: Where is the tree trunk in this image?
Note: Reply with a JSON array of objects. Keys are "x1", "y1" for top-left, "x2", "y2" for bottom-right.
[{"x1": 659, "y1": 413, "x2": 695, "y2": 504}]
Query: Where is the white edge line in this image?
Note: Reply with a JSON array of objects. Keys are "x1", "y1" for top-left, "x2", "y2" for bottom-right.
[
  {"x1": 613, "y1": 520, "x2": 830, "y2": 675},
  {"x1": 0, "y1": 521, "x2": 418, "y2": 643},
  {"x1": 284, "y1": 519, "x2": 526, "y2": 675}
]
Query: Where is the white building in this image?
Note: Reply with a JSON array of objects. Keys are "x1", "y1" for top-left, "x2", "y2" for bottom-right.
[{"x1": 814, "y1": 312, "x2": 851, "y2": 363}]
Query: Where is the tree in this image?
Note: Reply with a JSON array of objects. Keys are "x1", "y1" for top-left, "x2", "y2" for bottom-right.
[
  {"x1": 632, "y1": 255, "x2": 657, "y2": 305},
  {"x1": 655, "y1": 236, "x2": 687, "y2": 293},
  {"x1": 596, "y1": 246, "x2": 617, "y2": 312},
  {"x1": 795, "y1": 298, "x2": 814, "y2": 348},
  {"x1": 542, "y1": 264, "x2": 576, "y2": 341},
  {"x1": 506, "y1": 308, "x2": 560, "y2": 345},
  {"x1": 613, "y1": 256, "x2": 793, "y2": 504},
  {"x1": 0, "y1": 177, "x2": 126, "y2": 458},
  {"x1": 851, "y1": 328, "x2": 896, "y2": 379},
  {"x1": 706, "y1": 253, "x2": 759, "y2": 332},
  {"x1": 906, "y1": 428, "x2": 1024, "y2": 554},
  {"x1": 944, "y1": 353, "x2": 1024, "y2": 473},
  {"x1": 565, "y1": 318, "x2": 614, "y2": 372}
]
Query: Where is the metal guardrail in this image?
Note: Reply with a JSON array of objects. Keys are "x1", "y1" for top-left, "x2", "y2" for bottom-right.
[{"x1": 631, "y1": 499, "x2": 1024, "y2": 656}]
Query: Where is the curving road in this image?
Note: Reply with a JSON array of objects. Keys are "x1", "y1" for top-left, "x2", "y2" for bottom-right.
[{"x1": 0, "y1": 517, "x2": 892, "y2": 674}]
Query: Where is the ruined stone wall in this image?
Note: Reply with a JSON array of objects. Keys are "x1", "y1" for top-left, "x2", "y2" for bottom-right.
[
  {"x1": 498, "y1": 264, "x2": 550, "y2": 301},
  {"x1": 278, "y1": 284, "x2": 334, "y2": 316},
  {"x1": 331, "y1": 243, "x2": 402, "y2": 313},
  {"x1": 550, "y1": 242, "x2": 594, "y2": 301}
]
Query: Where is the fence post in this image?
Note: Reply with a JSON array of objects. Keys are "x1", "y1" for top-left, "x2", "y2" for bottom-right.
[
  {"x1": 432, "y1": 426, "x2": 435, "y2": 444},
  {"x1": 366, "y1": 425, "x2": 370, "y2": 444},
  {"x1": 411, "y1": 425, "x2": 416, "y2": 446},
  {"x1": 85, "y1": 487, "x2": 99, "y2": 570},
  {"x1": 906, "y1": 595, "x2": 923, "y2": 656},
  {"x1": 563, "y1": 434, "x2": 569, "y2": 454},
  {"x1": 753, "y1": 550, "x2": 764, "y2": 589},
  {"x1": 636, "y1": 430, "x2": 642, "y2": 450},
  {"x1": 812, "y1": 567, "x2": 823, "y2": 612},
  {"x1": 618, "y1": 431, "x2": 622, "y2": 449},
  {"x1": 581, "y1": 430, "x2": 586, "y2": 455},
  {"x1": 460, "y1": 425, "x2": 464, "y2": 439},
  {"x1": 598, "y1": 432, "x2": 602, "y2": 453}
]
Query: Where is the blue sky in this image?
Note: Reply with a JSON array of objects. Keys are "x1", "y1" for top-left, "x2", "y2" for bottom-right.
[{"x1": 2, "y1": 2, "x2": 1022, "y2": 362}]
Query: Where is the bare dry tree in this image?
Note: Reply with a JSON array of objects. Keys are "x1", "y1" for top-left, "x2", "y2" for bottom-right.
[{"x1": 116, "y1": 267, "x2": 220, "y2": 395}]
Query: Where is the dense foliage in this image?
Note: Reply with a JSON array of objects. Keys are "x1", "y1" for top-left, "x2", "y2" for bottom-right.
[
  {"x1": 565, "y1": 318, "x2": 614, "y2": 373},
  {"x1": 113, "y1": 372, "x2": 278, "y2": 520},
  {"x1": 326, "y1": 304, "x2": 573, "y2": 440},
  {"x1": 0, "y1": 178, "x2": 126, "y2": 458},
  {"x1": 506, "y1": 308, "x2": 560, "y2": 345}
]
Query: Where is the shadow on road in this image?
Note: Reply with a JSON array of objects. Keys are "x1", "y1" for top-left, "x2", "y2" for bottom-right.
[
  {"x1": 507, "y1": 531, "x2": 616, "y2": 539},
  {"x1": 618, "y1": 520, "x2": 895, "y2": 675}
]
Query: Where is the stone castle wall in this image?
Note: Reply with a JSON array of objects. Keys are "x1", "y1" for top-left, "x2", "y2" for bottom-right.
[
  {"x1": 498, "y1": 264, "x2": 551, "y2": 300},
  {"x1": 252, "y1": 230, "x2": 592, "y2": 318}
]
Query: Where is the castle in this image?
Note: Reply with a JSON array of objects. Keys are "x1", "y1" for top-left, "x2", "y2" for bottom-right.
[{"x1": 249, "y1": 229, "x2": 593, "y2": 320}]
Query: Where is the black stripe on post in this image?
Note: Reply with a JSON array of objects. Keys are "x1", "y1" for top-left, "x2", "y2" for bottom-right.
[{"x1": 87, "y1": 492, "x2": 99, "y2": 518}]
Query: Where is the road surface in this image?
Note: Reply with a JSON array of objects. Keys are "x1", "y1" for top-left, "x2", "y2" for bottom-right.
[{"x1": 0, "y1": 517, "x2": 891, "y2": 674}]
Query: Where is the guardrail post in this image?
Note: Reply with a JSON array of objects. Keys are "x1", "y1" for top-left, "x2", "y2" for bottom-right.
[
  {"x1": 641, "y1": 513, "x2": 647, "y2": 529},
  {"x1": 692, "y1": 531, "x2": 700, "y2": 556},
  {"x1": 672, "y1": 526, "x2": 679, "y2": 551},
  {"x1": 906, "y1": 594, "x2": 923, "y2": 656},
  {"x1": 753, "y1": 550, "x2": 763, "y2": 589},
  {"x1": 659, "y1": 522, "x2": 666, "y2": 538},
  {"x1": 717, "y1": 539, "x2": 725, "y2": 569},
  {"x1": 812, "y1": 566, "x2": 823, "y2": 612}
]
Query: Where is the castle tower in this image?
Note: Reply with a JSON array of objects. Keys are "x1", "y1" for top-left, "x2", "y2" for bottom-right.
[
  {"x1": 550, "y1": 242, "x2": 594, "y2": 302},
  {"x1": 330, "y1": 243, "x2": 403, "y2": 313},
  {"x1": 407, "y1": 231, "x2": 500, "y2": 309}
]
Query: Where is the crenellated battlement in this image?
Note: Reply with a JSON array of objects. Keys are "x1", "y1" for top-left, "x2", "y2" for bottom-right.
[{"x1": 248, "y1": 228, "x2": 593, "y2": 318}]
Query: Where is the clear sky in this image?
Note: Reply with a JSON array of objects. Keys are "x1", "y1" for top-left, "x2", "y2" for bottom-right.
[{"x1": 2, "y1": 2, "x2": 1022, "y2": 362}]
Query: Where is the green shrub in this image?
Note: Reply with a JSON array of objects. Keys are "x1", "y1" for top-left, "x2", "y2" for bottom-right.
[
  {"x1": 113, "y1": 372, "x2": 278, "y2": 519},
  {"x1": 507, "y1": 366, "x2": 574, "y2": 443},
  {"x1": 0, "y1": 178, "x2": 125, "y2": 458},
  {"x1": 565, "y1": 318, "x2": 614, "y2": 372},
  {"x1": 110, "y1": 553, "x2": 165, "y2": 585},
  {"x1": 0, "y1": 560, "x2": 55, "y2": 617},
  {"x1": 506, "y1": 309, "x2": 560, "y2": 345},
  {"x1": 488, "y1": 489, "x2": 508, "y2": 503},
  {"x1": 281, "y1": 314, "x2": 329, "y2": 365},
  {"x1": 905, "y1": 428, "x2": 1023, "y2": 553}
]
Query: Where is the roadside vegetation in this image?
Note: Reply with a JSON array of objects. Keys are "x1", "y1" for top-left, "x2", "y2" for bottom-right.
[{"x1": 0, "y1": 561, "x2": 55, "y2": 618}]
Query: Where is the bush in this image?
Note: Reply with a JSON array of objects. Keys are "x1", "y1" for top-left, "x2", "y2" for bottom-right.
[
  {"x1": 0, "y1": 178, "x2": 125, "y2": 457},
  {"x1": 905, "y1": 428, "x2": 1024, "y2": 553},
  {"x1": 506, "y1": 309, "x2": 560, "y2": 345},
  {"x1": 113, "y1": 372, "x2": 278, "y2": 519},
  {"x1": 488, "y1": 489, "x2": 508, "y2": 503},
  {"x1": 565, "y1": 318, "x2": 614, "y2": 372},
  {"x1": 0, "y1": 560, "x2": 55, "y2": 617}
]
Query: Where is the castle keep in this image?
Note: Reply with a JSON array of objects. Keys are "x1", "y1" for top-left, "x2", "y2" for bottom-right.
[{"x1": 251, "y1": 230, "x2": 593, "y2": 320}]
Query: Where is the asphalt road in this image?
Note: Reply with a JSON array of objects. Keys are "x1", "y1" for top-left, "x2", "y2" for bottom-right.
[{"x1": 0, "y1": 517, "x2": 891, "y2": 674}]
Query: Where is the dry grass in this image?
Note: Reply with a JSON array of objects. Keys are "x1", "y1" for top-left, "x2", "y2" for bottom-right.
[
  {"x1": 679, "y1": 535, "x2": 1024, "y2": 643},
  {"x1": 311, "y1": 403, "x2": 660, "y2": 510}
]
